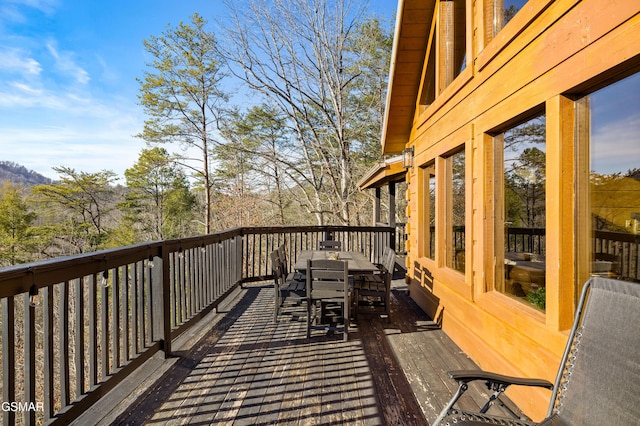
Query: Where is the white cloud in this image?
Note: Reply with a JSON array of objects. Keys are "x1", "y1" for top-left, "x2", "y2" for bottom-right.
[
  {"x1": 1, "y1": 113, "x2": 145, "y2": 180},
  {"x1": 0, "y1": 0, "x2": 59, "y2": 29},
  {"x1": 0, "y1": 48, "x2": 42, "y2": 75},
  {"x1": 592, "y1": 113, "x2": 640, "y2": 174},
  {"x1": 7, "y1": 81, "x2": 42, "y2": 95},
  {"x1": 5, "y1": 0, "x2": 59, "y2": 15},
  {"x1": 46, "y1": 40, "x2": 90, "y2": 85},
  {"x1": 0, "y1": 83, "x2": 84, "y2": 110}
]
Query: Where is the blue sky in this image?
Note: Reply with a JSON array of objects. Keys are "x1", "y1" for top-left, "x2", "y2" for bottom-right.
[
  {"x1": 2, "y1": 0, "x2": 637, "y2": 182},
  {"x1": 0, "y1": 0, "x2": 397, "y2": 180}
]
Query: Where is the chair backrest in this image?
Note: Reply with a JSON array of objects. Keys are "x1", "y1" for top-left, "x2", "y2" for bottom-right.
[
  {"x1": 379, "y1": 246, "x2": 391, "y2": 265},
  {"x1": 318, "y1": 240, "x2": 342, "y2": 251},
  {"x1": 384, "y1": 248, "x2": 396, "y2": 274},
  {"x1": 277, "y1": 244, "x2": 289, "y2": 276},
  {"x1": 549, "y1": 276, "x2": 640, "y2": 424},
  {"x1": 270, "y1": 249, "x2": 283, "y2": 284},
  {"x1": 306, "y1": 259, "x2": 348, "y2": 297}
]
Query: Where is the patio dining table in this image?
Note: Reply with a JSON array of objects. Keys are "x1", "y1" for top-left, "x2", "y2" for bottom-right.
[{"x1": 294, "y1": 250, "x2": 379, "y2": 274}]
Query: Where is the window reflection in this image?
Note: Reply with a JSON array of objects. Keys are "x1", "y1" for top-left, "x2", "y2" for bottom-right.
[
  {"x1": 496, "y1": 114, "x2": 547, "y2": 309},
  {"x1": 422, "y1": 165, "x2": 436, "y2": 260},
  {"x1": 447, "y1": 150, "x2": 465, "y2": 273},
  {"x1": 439, "y1": 0, "x2": 467, "y2": 89},
  {"x1": 489, "y1": 0, "x2": 529, "y2": 39},
  {"x1": 429, "y1": 169, "x2": 436, "y2": 259},
  {"x1": 589, "y1": 72, "x2": 640, "y2": 281}
]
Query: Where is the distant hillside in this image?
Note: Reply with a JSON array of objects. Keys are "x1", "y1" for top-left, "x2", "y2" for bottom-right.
[{"x1": 0, "y1": 161, "x2": 52, "y2": 186}]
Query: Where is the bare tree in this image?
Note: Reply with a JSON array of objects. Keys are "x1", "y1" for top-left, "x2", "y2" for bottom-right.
[
  {"x1": 220, "y1": 0, "x2": 389, "y2": 225},
  {"x1": 219, "y1": 104, "x2": 295, "y2": 225}
]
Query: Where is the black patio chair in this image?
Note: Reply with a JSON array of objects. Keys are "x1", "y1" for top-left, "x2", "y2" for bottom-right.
[
  {"x1": 306, "y1": 259, "x2": 350, "y2": 341},
  {"x1": 433, "y1": 276, "x2": 640, "y2": 426},
  {"x1": 271, "y1": 249, "x2": 305, "y2": 322},
  {"x1": 353, "y1": 247, "x2": 395, "y2": 318}
]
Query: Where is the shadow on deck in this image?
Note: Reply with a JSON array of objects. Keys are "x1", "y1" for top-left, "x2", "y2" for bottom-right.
[{"x1": 75, "y1": 278, "x2": 517, "y2": 425}]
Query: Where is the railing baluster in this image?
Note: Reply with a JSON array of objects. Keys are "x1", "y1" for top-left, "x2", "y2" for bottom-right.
[
  {"x1": 189, "y1": 249, "x2": 195, "y2": 313},
  {"x1": 190, "y1": 250, "x2": 196, "y2": 318},
  {"x1": 59, "y1": 281, "x2": 70, "y2": 408},
  {"x1": 44, "y1": 286, "x2": 55, "y2": 420},
  {"x1": 89, "y1": 273, "x2": 98, "y2": 388},
  {"x1": 169, "y1": 255, "x2": 176, "y2": 329},
  {"x1": 179, "y1": 253, "x2": 186, "y2": 324},
  {"x1": 112, "y1": 267, "x2": 120, "y2": 371},
  {"x1": 137, "y1": 261, "x2": 144, "y2": 351},
  {"x1": 24, "y1": 293, "x2": 36, "y2": 426},
  {"x1": 149, "y1": 257, "x2": 157, "y2": 344},
  {"x1": 206, "y1": 244, "x2": 213, "y2": 304},
  {"x1": 2, "y1": 296, "x2": 15, "y2": 426},
  {"x1": 101, "y1": 273, "x2": 110, "y2": 379},
  {"x1": 199, "y1": 247, "x2": 205, "y2": 310},
  {"x1": 132, "y1": 262, "x2": 139, "y2": 355},
  {"x1": 122, "y1": 265, "x2": 129, "y2": 363},
  {"x1": 145, "y1": 259, "x2": 153, "y2": 348},
  {"x1": 214, "y1": 243, "x2": 219, "y2": 299},
  {"x1": 198, "y1": 248, "x2": 204, "y2": 310},
  {"x1": 75, "y1": 277, "x2": 85, "y2": 396}
]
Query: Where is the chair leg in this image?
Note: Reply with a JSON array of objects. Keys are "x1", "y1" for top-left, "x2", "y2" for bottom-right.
[
  {"x1": 343, "y1": 294, "x2": 350, "y2": 341},
  {"x1": 306, "y1": 297, "x2": 312, "y2": 338},
  {"x1": 274, "y1": 287, "x2": 279, "y2": 322},
  {"x1": 385, "y1": 291, "x2": 391, "y2": 318},
  {"x1": 352, "y1": 288, "x2": 359, "y2": 322}
]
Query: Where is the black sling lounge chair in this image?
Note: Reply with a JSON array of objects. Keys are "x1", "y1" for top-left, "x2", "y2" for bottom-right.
[{"x1": 433, "y1": 276, "x2": 640, "y2": 426}]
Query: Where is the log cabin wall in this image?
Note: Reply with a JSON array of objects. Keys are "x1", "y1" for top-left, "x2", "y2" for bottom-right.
[{"x1": 384, "y1": 0, "x2": 640, "y2": 420}]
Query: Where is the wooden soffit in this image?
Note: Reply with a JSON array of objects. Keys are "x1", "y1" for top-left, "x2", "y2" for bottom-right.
[
  {"x1": 382, "y1": 0, "x2": 435, "y2": 155},
  {"x1": 358, "y1": 156, "x2": 406, "y2": 190}
]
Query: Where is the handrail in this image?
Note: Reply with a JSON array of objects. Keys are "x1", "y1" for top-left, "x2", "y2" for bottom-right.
[{"x1": 0, "y1": 225, "x2": 393, "y2": 425}]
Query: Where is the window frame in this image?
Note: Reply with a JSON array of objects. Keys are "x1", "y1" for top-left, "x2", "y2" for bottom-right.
[
  {"x1": 443, "y1": 148, "x2": 466, "y2": 274},
  {"x1": 490, "y1": 109, "x2": 548, "y2": 309}
]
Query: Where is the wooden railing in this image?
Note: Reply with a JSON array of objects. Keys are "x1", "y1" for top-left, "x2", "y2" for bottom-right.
[
  {"x1": 395, "y1": 223, "x2": 407, "y2": 255},
  {"x1": 435, "y1": 225, "x2": 640, "y2": 281},
  {"x1": 506, "y1": 227, "x2": 546, "y2": 255},
  {"x1": 0, "y1": 225, "x2": 393, "y2": 425},
  {"x1": 593, "y1": 230, "x2": 640, "y2": 281}
]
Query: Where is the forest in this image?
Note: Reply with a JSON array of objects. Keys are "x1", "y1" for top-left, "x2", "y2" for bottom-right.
[{"x1": 0, "y1": 0, "x2": 394, "y2": 268}]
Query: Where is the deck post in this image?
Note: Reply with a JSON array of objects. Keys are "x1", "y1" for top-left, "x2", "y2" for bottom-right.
[
  {"x1": 374, "y1": 187, "x2": 382, "y2": 226},
  {"x1": 160, "y1": 248, "x2": 172, "y2": 357},
  {"x1": 235, "y1": 235, "x2": 243, "y2": 286},
  {"x1": 388, "y1": 181, "x2": 396, "y2": 228}
]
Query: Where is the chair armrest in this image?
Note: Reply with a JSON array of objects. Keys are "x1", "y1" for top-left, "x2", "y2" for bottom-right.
[
  {"x1": 433, "y1": 370, "x2": 553, "y2": 425},
  {"x1": 448, "y1": 370, "x2": 553, "y2": 389}
]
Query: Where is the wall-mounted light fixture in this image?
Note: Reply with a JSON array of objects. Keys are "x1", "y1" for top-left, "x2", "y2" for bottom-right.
[
  {"x1": 28, "y1": 269, "x2": 39, "y2": 307},
  {"x1": 402, "y1": 146, "x2": 414, "y2": 169},
  {"x1": 29, "y1": 283, "x2": 39, "y2": 307}
]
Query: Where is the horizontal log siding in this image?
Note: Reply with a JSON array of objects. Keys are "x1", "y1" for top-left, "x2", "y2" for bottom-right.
[{"x1": 0, "y1": 225, "x2": 393, "y2": 425}]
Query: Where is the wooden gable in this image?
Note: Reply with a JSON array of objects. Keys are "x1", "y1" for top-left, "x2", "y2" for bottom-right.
[{"x1": 382, "y1": 0, "x2": 435, "y2": 155}]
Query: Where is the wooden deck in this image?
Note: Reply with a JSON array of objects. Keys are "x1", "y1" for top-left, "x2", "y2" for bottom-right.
[{"x1": 74, "y1": 277, "x2": 520, "y2": 425}]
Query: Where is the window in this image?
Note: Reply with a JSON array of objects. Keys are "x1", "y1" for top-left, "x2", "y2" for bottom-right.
[
  {"x1": 438, "y1": 0, "x2": 467, "y2": 92},
  {"x1": 579, "y1": 72, "x2": 640, "y2": 286},
  {"x1": 419, "y1": 0, "x2": 467, "y2": 106},
  {"x1": 421, "y1": 164, "x2": 436, "y2": 260},
  {"x1": 486, "y1": 1, "x2": 529, "y2": 41},
  {"x1": 494, "y1": 113, "x2": 547, "y2": 309},
  {"x1": 446, "y1": 150, "x2": 465, "y2": 273}
]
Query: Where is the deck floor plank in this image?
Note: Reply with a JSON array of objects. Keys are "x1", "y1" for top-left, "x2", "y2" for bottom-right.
[{"x1": 97, "y1": 280, "x2": 520, "y2": 426}]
